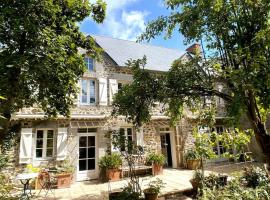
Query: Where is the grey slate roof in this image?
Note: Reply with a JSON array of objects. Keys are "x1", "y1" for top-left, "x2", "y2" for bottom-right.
[{"x1": 92, "y1": 35, "x2": 185, "y2": 72}]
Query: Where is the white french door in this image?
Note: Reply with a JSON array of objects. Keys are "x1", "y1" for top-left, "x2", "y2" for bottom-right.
[{"x1": 77, "y1": 133, "x2": 98, "y2": 181}]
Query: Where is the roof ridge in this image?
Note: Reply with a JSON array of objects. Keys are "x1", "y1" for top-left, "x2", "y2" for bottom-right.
[{"x1": 91, "y1": 34, "x2": 185, "y2": 52}]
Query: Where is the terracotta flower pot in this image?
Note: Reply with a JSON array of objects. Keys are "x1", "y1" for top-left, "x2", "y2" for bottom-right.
[
  {"x1": 56, "y1": 173, "x2": 72, "y2": 189},
  {"x1": 186, "y1": 160, "x2": 201, "y2": 170},
  {"x1": 106, "y1": 168, "x2": 121, "y2": 181},
  {"x1": 144, "y1": 191, "x2": 158, "y2": 200},
  {"x1": 190, "y1": 178, "x2": 201, "y2": 191},
  {"x1": 152, "y1": 164, "x2": 163, "y2": 176}
]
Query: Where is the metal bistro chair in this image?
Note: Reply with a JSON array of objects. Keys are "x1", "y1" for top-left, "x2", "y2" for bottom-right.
[{"x1": 37, "y1": 170, "x2": 56, "y2": 199}]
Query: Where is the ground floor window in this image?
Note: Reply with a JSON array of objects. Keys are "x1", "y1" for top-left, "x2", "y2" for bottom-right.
[
  {"x1": 35, "y1": 129, "x2": 54, "y2": 159},
  {"x1": 112, "y1": 127, "x2": 134, "y2": 152}
]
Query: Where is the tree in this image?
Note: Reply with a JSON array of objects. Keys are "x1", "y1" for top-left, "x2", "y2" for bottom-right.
[
  {"x1": 113, "y1": 0, "x2": 270, "y2": 162},
  {"x1": 0, "y1": 0, "x2": 106, "y2": 150}
]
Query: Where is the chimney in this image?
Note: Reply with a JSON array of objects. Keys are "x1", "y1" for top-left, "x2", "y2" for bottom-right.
[{"x1": 185, "y1": 43, "x2": 201, "y2": 55}]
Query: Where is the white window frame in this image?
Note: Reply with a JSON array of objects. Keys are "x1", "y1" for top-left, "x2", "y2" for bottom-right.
[
  {"x1": 84, "y1": 57, "x2": 94, "y2": 71},
  {"x1": 35, "y1": 129, "x2": 55, "y2": 160},
  {"x1": 80, "y1": 79, "x2": 96, "y2": 105},
  {"x1": 111, "y1": 127, "x2": 134, "y2": 152}
]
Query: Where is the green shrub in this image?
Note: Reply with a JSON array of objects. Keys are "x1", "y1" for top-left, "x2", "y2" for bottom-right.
[
  {"x1": 99, "y1": 153, "x2": 122, "y2": 169},
  {"x1": 199, "y1": 179, "x2": 270, "y2": 200},
  {"x1": 204, "y1": 173, "x2": 228, "y2": 188},
  {"x1": 184, "y1": 149, "x2": 200, "y2": 160},
  {"x1": 0, "y1": 154, "x2": 9, "y2": 170},
  {"x1": 0, "y1": 173, "x2": 17, "y2": 200},
  {"x1": 113, "y1": 185, "x2": 141, "y2": 200},
  {"x1": 146, "y1": 153, "x2": 165, "y2": 166},
  {"x1": 144, "y1": 178, "x2": 165, "y2": 194},
  {"x1": 241, "y1": 166, "x2": 269, "y2": 188}
]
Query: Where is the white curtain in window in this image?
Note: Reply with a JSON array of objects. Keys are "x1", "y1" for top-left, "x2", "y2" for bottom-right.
[
  {"x1": 56, "y1": 128, "x2": 68, "y2": 161},
  {"x1": 109, "y1": 79, "x2": 118, "y2": 104},
  {"x1": 99, "y1": 77, "x2": 108, "y2": 105},
  {"x1": 19, "y1": 128, "x2": 33, "y2": 164}
]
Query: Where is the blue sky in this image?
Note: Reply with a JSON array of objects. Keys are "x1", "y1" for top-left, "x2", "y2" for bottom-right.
[{"x1": 79, "y1": 0, "x2": 189, "y2": 51}]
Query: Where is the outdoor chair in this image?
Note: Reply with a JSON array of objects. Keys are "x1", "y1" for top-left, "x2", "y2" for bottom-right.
[{"x1": 37, "y1": 170, "x2": 56, "y2": 199}]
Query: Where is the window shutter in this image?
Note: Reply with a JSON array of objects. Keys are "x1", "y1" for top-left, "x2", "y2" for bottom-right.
[
  {"x1": 56, "y1": 128, "x2": 68, "y2": 161},
  {"x1": 136, "y1": 127, "x2": 144, "y2": 147},
  {"x1": 19, "y1": 128, "x2": 33, "y2": 164},
  {"x1": 99, "y1": 77, "x2": 108, "y2": 106},
  {"x1": 109, "y1": 79, "x2": 118, "y2": 104}
]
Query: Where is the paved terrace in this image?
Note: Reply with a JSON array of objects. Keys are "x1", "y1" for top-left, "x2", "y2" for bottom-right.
[{"x1": 33, "y1": 169, "x2": 194, "y2": 200}]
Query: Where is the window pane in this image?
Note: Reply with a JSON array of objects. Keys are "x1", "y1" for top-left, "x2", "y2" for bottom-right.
[
  {"x1": 36, "y1": 139, "x2": 43, "y2": 148},
  {"x1": 78, "y1": 128, "x2": 87, "y2": 133},
  {"x1": 36, "y1": 149, "x2": 42, "y2": 158},
  {"x1": 37, "y1": 130, "x2": 43, "y2": 138},
  {"x1": 47, "y1": 130, "x2": 54, "y2": 138},
  {"x1": 88, "y1": 159, "x2": 95, "y2": 170},
  {"x1": 127, "y1": 128, "x2": 132, "y2": 136},
  {"x1": 79, "y1": 160, "x2": 87, "y2": 171},
  {"x1": 79, "y1": 137, "x2": 87, "y2": 147},
  {"x1": 118, "y1": 83, "x2": 123, "y2": 90},
  {"x1": 79, "y1": 148, "x2": 87, "y2": 159},
  {"x1": 88, "y1": 136, "x2": 95, "y2": 147},
  {"x1": 120, "y1": 128, "x2": 125, "y2": 136},
  {"x1": 47, "y1": 139, "x2": 53, "y2": 148},
  {"x1": 88, "y1": 147, "x2": 95, "y2": 158},
  {"x1": 81, "y1": 80, "x2": 88, "y2": 103},
  {"x1": 46, "y1": 148, "x2": 53, "y2": 157},
  {"x1": 89, "y1": 80, "x2": 95, "y2": 103}
]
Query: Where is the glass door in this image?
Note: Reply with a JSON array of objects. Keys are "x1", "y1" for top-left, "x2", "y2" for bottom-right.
[{"x1": 77, "y1": 133, "x2": 97, "y2": 181}]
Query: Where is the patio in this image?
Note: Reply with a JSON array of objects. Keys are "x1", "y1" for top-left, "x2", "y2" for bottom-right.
[{"x1": 32, "y1": 168, "x2": 194, "y2": 200}]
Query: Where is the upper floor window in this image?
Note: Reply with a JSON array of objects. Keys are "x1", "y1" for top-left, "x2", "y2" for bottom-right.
[
  {"x1": 36, "y1": 129, "x2": 54, "y2": 159},
  {"x1": 81, "y1": 79, "x2": 96, "y2": 105},
  {"x1": 84, "y1": 57, "x2": 94, "y2": 71}
]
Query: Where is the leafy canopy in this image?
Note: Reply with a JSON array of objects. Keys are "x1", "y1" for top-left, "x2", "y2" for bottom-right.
[{"x1": 0, "y1": 0, "x2": 106, "y2": 118}]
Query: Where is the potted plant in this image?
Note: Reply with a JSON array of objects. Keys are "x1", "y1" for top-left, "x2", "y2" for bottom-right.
[
  {"x1": 185, "y1": 149, "x2": 201, "y2": 170},
  {"x1": 144, "y1": 178, "x2": 165, "y2": 200},
  {"x1": 146, "y1": 153, "x2": 165, "y2": 175},
  {"x1": 189, "y1": 170, "x2": 203, "y2": 191},
  {"x1": 56, "y1": 160, "x2": 75, "y2": 189},
  {"x1": 99, "y1": 153, "x2": 122, "y2": 182}
]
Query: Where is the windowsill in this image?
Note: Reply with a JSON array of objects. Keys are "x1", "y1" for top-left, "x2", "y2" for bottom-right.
[{"x1": 34, "y1": 158, "x2": 54, "y2": 161}]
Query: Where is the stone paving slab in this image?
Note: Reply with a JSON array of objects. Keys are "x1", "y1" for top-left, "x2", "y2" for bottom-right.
[{"x1": 31, "y1": 169, "x2": 194, "y2": 200}]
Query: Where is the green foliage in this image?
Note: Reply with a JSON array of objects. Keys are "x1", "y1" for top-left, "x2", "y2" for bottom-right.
[
  {"x1": 114, "y1": 185, "x2": 141, "y2": 200},
  {"x1": 58, "y1": 159, "x2": 75, "y2": 174},
  {"x1": 242, "y1": 166, "x2": 269, "y2": 188},
  {"x1": 146, "y1": 152, "x2": 166, "y2": 166},
  {"x1": 99, "y1": 153, "x2": 122, "y2": 169},
  {"x1": 204, "y1": 173, "x2": 228, "y2": 189},
  {"x1": 185, "y1": 149, "x2": 200, "y2": 160},
  {"x1": 0, "y1": 154, "x2": 8, "y2": 170},
  {"x1": 112, "y1": 57, "x2": 165, "y2": 127},
  {"x1": 26, "y1": 164, "x2": 41, "y2": 173},
  {"x1": 144, "y1": 178, "x2": 165, "y2": 194},
  {"x1": 199, "y1": 178, "x2": 270, "y2": 200},
  {"x1": 0, "y1": 173, "x2": 17, "y2": 200},
  {"x1": 137, "y1": 0, "x2": 270, "y2": 158},
  {"x1": 193, "y1": 129, "x2": 217, "y2": 161},
  {"x1": 0, "y1": 0, "x2": 106, "y2": 119}
]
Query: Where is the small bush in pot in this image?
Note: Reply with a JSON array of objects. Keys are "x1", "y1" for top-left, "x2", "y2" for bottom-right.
[
  {"x1": 99, "y1": 153, "x2": 122, "y2": 181},
  {"x1": 190, "y1": 170, "x2": 203, "y2": 191},
  {"x1": 144, "y1": 178, "x2": 165, "y2": 200},
  {"x1": 146, "y1": 153, "x2": 165, "y2": 175},
  {"x1": 185, "y1": 149, "x2": 201, "y2": 170},
  {"x1": 56, "y1": 159, "x2": 75, "y2": 189},
  {"x1": 241, "y1": 166, "x2": 269, "y2": 188}
]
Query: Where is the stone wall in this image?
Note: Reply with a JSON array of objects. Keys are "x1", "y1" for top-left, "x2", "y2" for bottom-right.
[{"x1": 143, "y1": 123, "x2": 161, "y2": 154}]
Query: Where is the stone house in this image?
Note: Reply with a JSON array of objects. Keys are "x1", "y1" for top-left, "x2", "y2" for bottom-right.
[{"x1": 13, "y1": 35, "x2": 238, "y2": 182}]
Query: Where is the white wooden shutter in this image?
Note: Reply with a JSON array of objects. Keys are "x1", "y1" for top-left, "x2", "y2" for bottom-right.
[
  {"x1": 109, "y1": 79, "x2": 118, "y2": 104},
  {"x1": 19, "y1": 128, "x2": 33, "y2": 164},
  {"x1": 56, "y1": 128, "x2": 68, "y2": 161},
  {"x1": 99, "y1": 77, "x2": 108, "y2": 106},
  {"x1": 136, "y1": 127, "x2": 144, "y2": 147}
]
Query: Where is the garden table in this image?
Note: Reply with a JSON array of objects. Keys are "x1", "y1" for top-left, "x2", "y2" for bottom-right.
[{"x1": 16, "y1": 172, "x2": 38, "y2": 200}]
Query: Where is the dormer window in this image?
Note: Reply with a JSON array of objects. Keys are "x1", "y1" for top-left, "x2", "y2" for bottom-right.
[{"x1": 84, "y1": 57, "x2": 94, "y2": 71}]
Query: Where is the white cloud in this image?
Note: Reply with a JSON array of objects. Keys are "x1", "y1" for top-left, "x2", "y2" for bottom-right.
[{"x1": 96, "y1": 0, "x2": 148, "y2": 40}]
